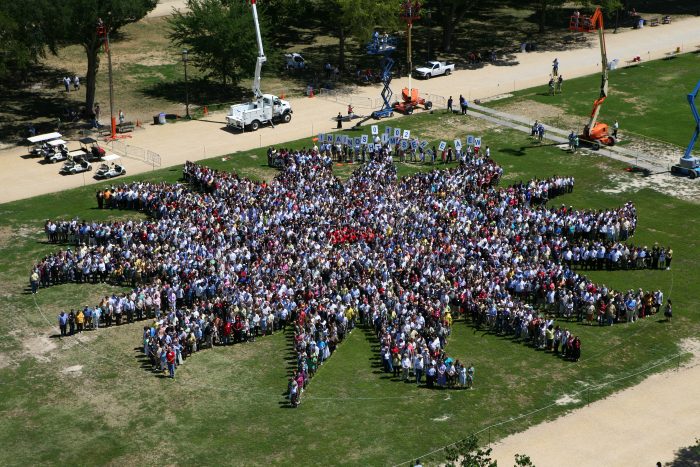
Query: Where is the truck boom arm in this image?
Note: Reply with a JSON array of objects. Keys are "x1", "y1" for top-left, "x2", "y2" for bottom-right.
[
  {"x1": 586, "y1": 8, "x2": 608, "y2": 131},
  {"x1": 251, "y1": 0, "x2": 266, "y2": 99}
]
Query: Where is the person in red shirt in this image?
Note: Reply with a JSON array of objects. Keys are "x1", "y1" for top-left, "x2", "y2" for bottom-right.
[{"x1": 166, "y1": 346, "x2": 176, "y2": 379}]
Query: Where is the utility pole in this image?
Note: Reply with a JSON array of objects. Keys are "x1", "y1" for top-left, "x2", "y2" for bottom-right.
[
  {"x1": 97, "y1": 14, "x2": 129, "y2": 141},
  {"x1": 182, "y1": 49, "x2": 190, "y2": 118},
  {"x1": 401, "y1": 1, "x2": 421, "y2": 94}
]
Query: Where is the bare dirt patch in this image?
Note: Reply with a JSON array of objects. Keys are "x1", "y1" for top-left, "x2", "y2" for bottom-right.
[
  {"x1": 418, "y1": 114, "x2": 498, "y2": 141},
  {"x1": 499, "y1": 100, "x2": 565, "y2": 122},
  {"x1": 21, "y1": 334, "x2": 57, "y2": 363},
  {"x1": 19, "y1": 329, "x2": 96, "y2": 363},
  {"x1": 555, "y1": 394, "x2": 580, "y2": 406},
  {"x1": 599, "y1": 171, "x2": 700, "y2": 204},
  {"x1": 431, "y1": 414, "x2": 452, "y2": 422},
  {"x1": 61, "y1": 364, "x2": 83, "y2": 376},
  {"x1": 0, "y1": 226, "x2": 13, "y2": 250},
  {"x1": 679, "y1": 338, "x2": 700, "y2": 365},
  {"x1": 0, "y1": 352, "x2": 11, "y2": 370}
]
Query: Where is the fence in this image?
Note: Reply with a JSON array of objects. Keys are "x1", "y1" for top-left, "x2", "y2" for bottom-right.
[
  {"x1": 106, "y1": 140, "x2": 162, "y2": 169},
  {"x1": 317, "y1": 86, "x2": 376, "y2": 110}
]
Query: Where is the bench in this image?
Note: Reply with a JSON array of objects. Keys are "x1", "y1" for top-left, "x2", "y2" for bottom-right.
[
  {"x1": 116, "y1": 121, "x2": 135, "y2": 133},
  {"x1": 662, "y1": 16, "x2": 671, "y2": 25},
  {"x1": 649, "y1": 17, "x2": 659, "y2": 27}
]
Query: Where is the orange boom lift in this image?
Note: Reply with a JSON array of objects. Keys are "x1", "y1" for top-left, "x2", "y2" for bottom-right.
[{"x1": 570, "y1": 8, "x2": 615, "y2": 148}]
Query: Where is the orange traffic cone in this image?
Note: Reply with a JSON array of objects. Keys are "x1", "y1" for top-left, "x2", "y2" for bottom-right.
[
  {"x1": 280, "y1": 92, "x2": 286, "y2": 99},
  {"x1": 203, "y1": 106, "x2": 209, "y2": 116}
]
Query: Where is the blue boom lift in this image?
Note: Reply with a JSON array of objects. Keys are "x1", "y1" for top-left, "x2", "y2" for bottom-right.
[
  {"x1": 367, "y1": 32, "x2": 396, "y2": 119},
  {"x1": 671, "y1": 80, "x2": 700, "y2": 179}
]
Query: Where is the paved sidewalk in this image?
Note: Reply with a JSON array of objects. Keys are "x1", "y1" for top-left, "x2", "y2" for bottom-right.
[{"x1": 469, "y1": 104, "x2": 666, "y2": 173}]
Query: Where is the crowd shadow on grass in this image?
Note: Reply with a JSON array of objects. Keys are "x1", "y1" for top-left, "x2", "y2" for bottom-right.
[{"x1": 133, "y1": 346, "x2": 169, "y2": 379}]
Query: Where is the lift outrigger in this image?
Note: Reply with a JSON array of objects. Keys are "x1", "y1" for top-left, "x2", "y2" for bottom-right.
[{"x1": 570, "y1": 8, "x2": 615, "y2": 149}]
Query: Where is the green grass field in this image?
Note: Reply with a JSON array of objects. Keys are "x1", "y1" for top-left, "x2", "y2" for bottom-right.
[
  {"x1": 1, "y1": 101, "x2": 699, "y2": 465},
  {"x1": 490, "y1": 52, "x2": 700, "y2": 148}
]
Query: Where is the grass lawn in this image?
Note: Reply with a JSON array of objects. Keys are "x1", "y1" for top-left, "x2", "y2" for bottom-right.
[
  {"x1": 486, "y1": 52, "x2": 700, "y2": 149},
  {"x1": 0, "y1": 109, "x2": 698, "y2": 466}
]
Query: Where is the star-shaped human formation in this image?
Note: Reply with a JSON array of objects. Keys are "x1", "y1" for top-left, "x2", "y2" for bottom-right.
[{"x1": 35, "y1": 145, "x2": 664, "y2": 392}]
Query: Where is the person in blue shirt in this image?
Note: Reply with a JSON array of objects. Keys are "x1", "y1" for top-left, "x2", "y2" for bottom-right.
[{"x1": 58, "y1": 311, "x2": 68, "y2": 336}]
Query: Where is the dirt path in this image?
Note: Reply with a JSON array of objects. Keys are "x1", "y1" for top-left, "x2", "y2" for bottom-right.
[
  {"x1": 490, "y1": 341, "x2": 700, "y2": 466},
  {"x1": 147, "y1": 0, "x2": 188, "y2": 18},
  {"x1": 1, "y1": 16, "x2": 699, "y2": 204}
]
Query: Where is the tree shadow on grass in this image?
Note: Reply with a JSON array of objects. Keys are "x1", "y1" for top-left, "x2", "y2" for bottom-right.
[
  {"x1": 140, "y1": 78, "x2": 247, "y2": 108},
  {"x1": 666, "y1": 438, "x2": 700, "y2": 466},
  {"x1": 0, "y1": 64, "x2": 87, "y2": 143}
]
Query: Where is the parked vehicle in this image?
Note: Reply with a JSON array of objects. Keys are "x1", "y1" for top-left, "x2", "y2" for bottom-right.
[
  {"x1": 43, "y1": 139, "x2": 69, "y2": 163},
  {"x1": 227, "y1": 94, "x2": 293, "y2": 131},
  {"x1": 70, "y1": 137, "x2": 106, "y2": 161},
  {"x1": 27, "y1": 132, "x2": 62, "y2": 157},
  {"x1": 60, "y1": 156, "x2": 92, "y2": 175},
  {"x1": 226, "y1": 2, "x2": 293, "y2": 131},
  {"x1": 414, "y1": 61, "x2": 455, "y2": 79},
  {"x1": 94, "y1": 155, "x2": 126, "y2": 179},
  {"x1": 284, "y1": 53, "x2": 307, "y2": 70}
]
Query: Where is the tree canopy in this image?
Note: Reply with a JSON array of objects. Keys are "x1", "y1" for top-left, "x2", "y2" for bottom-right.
[
  {"x1": 0, "y1": 0, "x2": 57, "y2": 81},
  {"x1": 168, "y1": 0, "x2": 266, "y2": 88},
  {"x1": 55, "y1": 0, "x2": 157, "y2": 112}
]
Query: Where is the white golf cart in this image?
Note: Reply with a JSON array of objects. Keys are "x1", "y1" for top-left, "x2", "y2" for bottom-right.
[
  {"x1": 27, "y1": 132, "x2": 62, "y2": 157},
  {"x1": 94, "y1": 154, "x2": 126, "y2": 179},
  {"x1": 44, "y1": 139, "x2": 70, "y2": 163},
  {"x1": 60, "y1": 155, "x2": 92, "y2": 175}
]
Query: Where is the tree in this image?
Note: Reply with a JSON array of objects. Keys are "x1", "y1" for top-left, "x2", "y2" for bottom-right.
[
  {"x1": 514, "y1": 453, "x2": 536, "y2": 466},
  {"x1": 444, "y1": 434, "x2": 497, "y2": 467},
  {"x1": 425, "y1": 0, "x2": 475, "y2": 53},
  {"x1": 533, "y1": 0, "x2": 566, "y2": 33},
  {"x1": 56, "y1": 0, "x2": 157, "y2": 113},
  {"x1": 0, "y1": 0, "x2": 57, "y2": 81},
  {"x1": 168, "y1": 0, "x2": 264, "y2": 89},
  {"x1": 312, "y1": 0, "x2": 401, "y2": 72}
]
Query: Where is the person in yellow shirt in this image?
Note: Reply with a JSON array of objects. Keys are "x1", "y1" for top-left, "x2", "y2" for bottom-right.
[
  {"x1": 76, "y1": 309, "x2": 85, "y2": 333},
  {"x1": 444, "y1": 310, "x2": 453, "y2": 328}
]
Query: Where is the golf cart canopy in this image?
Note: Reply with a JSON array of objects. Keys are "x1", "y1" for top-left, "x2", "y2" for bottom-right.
[
  {"x1": 48, "y1": 139, "x2": 67, "y2": 147},
  {"x1": 27, "y1": 132, "x2": 62, "y2": 144},
  {"x1": 79, "y1": 137, "x2": 97, "y2": 145},
  {"x1": 102, "y1": 154, "x2": 120, "y2": 162}
]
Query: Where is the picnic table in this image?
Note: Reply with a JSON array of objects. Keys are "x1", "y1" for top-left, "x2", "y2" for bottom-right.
[{"x1": 116, "y1": 121, "x2": 135, "y2": 133}]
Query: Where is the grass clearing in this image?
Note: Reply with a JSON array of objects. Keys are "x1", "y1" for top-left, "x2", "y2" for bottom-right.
[
  {"x1": 488, "y1": 52, "x2": 700, "y2": 149},
  {"x1": 0, "y1": 101, "x2": 699, "y2": 465}
]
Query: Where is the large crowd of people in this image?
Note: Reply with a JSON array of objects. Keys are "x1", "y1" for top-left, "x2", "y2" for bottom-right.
[{"x1": 33, "y1": 141, "x2": 669, "y2": 395}]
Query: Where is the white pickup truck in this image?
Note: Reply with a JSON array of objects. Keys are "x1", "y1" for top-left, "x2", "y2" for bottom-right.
[
  {"x1": 414, "y1": 61, "x2": 455, "y2": 79},
  {"x1": 226, "y1": 94, "x2": 293, "y2": 131}
]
